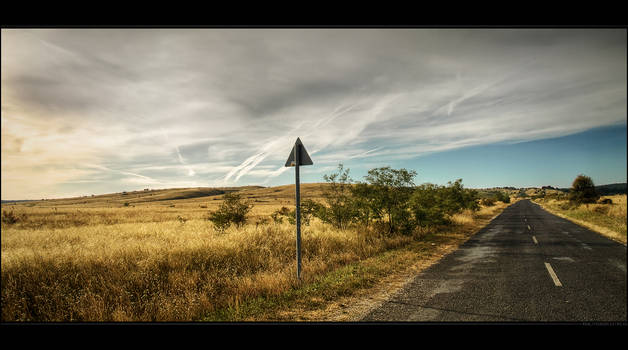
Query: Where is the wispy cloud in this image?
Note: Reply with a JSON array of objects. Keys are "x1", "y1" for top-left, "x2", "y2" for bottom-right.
[{"x1": 2, "y1": 28, "x2": 625, "y2": 198}]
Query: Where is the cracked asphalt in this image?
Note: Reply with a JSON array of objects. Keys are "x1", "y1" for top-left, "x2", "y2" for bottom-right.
[{"x1": 361, "y1": 200, "x2": 627, "y2": 322}]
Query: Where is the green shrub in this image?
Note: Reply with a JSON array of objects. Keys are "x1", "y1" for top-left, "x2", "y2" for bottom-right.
[
  {"x1": 300, "y1": 199, "x2": 323, "y2": 226},
  {"x1": 408, "y1": 183, "x2": 451, "y2": 227},
  {"x1": 348, "y1": 183, "x2": 372, "y2": 227},
  {"x1": 440, "y1": 179, "x2": 479, "y2": 214},
  {"x1": 478, "y1": 190, "x2": 510, "y2": 204},
  {"x1": 408, "y1": 180, "x2": 480, "y2": 227},
  {"x1": 207, "y1": 193, "x2": 252, "y2": 232},
  {"x1": 357, "y1": 166, "x2": 417, "y2": 235},
  {"x1": 314, "y1": 165, "x2": 478, "y2": 235},
  {"x1": 273, "y1": 199, "x2": 323, "y2": 226},
  {"x1": 316, "y1": 164, "x2": 357, "y2": 230},
  {"x1": 496, "y1": 191, "x2": 510, "y2": 203}
]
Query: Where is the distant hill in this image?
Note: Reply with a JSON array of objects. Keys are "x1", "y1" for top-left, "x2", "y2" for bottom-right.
[
  {"x1": 552, "y1": 183, "x2": 627, "y2": 195},
  {"x1": 1, "y1": 187, "x2": 266, "y2": 207},
  {"x1": 595, "y1": 183, "x2": 627, "y2": 195},
  {"x1": 3, "y1": 182, "x2": 625, "y2": 207}
]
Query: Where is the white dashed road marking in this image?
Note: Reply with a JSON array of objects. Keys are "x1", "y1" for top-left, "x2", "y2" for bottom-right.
[
  {"x1": 532, "y1": 236, "x2": 538, "y2": 245},
  {"x1": 544, "y1": 262, "x2": 563, "y2": 287}
]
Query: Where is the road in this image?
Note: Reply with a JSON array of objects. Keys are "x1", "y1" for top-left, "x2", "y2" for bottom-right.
[{"x1": 361, "y1": 199, "x2": 627, "y2": 322}]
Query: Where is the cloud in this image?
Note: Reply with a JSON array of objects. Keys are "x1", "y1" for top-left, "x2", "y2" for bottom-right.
[{"x1": 2, "y1": 28, "x2": 625, "y2": 198}]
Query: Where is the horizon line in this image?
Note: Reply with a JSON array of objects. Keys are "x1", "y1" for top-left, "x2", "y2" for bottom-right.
[{"x1": 3, "y1": 181, "x2": 626, "y2": 202}]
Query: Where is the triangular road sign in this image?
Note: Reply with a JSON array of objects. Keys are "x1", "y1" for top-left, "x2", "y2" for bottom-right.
[{"x1": 285, "y1": 137, "x2": 313, "y2": 167}]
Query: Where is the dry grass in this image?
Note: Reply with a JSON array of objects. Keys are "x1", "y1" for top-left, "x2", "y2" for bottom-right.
[
  {"x1": 1, "y1": 215, "x2": 416, "y2": 321},
  {"x1": 1, "y1": 184, "x2": 510, "y2": 322}
]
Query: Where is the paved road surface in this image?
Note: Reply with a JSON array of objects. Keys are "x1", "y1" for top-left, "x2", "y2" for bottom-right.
[{"x1": 362, "y1": 200, "x2": 626, "y2": 322}]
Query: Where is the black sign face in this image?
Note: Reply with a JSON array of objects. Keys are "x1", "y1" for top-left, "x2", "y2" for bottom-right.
[{"x1": 285, "y1": 137, "x2": 313, "y2": 167}]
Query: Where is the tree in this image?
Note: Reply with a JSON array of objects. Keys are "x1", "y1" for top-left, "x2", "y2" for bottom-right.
[
  {"x1": 316, "y1": 164, "x2": 357, "y2": 229},
  {"x1": 207, "y1": 192, "x2": 252, "y2": 232},
  {"x1": 440, "y1": 179, "x2": 479, "y2": 214},
  {"x1": 409, "y1": 183, "x2": 450, "y2": 227},
  {"x1": 408, "y1": 179, "x2": 478, "y2": 228},
  {"x1": 569, "y1": 174, "x2": 599, "y2": 204},
  {"x1": 350, "y1": 182, "x2": 374, "y2": 227},
  {"x1": 359, "y1": 166, "x2": 417, "y2": 234}
]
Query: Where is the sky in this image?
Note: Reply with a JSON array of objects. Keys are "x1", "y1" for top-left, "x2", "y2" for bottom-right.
[{"x1": 1, "y1": 28, "x2": 626, "y2": 200}]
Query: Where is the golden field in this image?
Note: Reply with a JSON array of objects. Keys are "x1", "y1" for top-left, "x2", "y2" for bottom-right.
[{"x1": 1, "y1": 185, "x2": 511, "y2": 322}]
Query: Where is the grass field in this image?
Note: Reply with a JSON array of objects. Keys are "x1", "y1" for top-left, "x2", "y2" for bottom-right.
[
  {"x1": 1, "y1": 185, "x2": 512, "y2": 322},
  {"x1": 534, "y1": 195, "x2": 627, "y2": 245}
]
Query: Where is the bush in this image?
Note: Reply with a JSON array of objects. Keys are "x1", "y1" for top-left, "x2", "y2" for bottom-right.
[
  {"x1": 408, "y1": 180, "x2": 480, "y2": 228},
  {"x1": 2, "y1": 210, "x2": 25, "y2": 225},
  {"x1": 409, "y1": 183, "x2": 451, "y2": 227},
  {"x1": 300, "y1": 199, "x2": 323, "y2": 226},
  {"x1": 273, "y1": 199, "x2": 323, "y2": 226},
  {"x1": 350, "y1": 183, "x2": 374, "y2": 227},
  {"x1": 496, "y1": 191, "x2": 510, "y2": 203},
  {"x1": 316, "y1": 164, "x2": 357, "y2": 230},
  {"x1": 313, "y1": 165, "x2": 479, "y2": 235},
  {"x1": 477, "y1": 190, "x2": 510, "y2": 205},
  {"x1": 357, "y1": 166, "x2": 417, "y2": 235},
  {"x1": 270, "y1": 207, "x2": 290, "y2": 224},
  {"x1": 207, "y1": 193, "x2": 252, "y2": 232},
  {"x1": 569, "y1": 174, "x2": 599, "y2": 204},
  {"x1": 438, "y1": 179, "x2": 479, "y2": 214}
]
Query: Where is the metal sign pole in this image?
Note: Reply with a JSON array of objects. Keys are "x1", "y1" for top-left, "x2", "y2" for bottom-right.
[
  {"x1": 295, "y1": 143, "x2": 302, "y2": 280},
  {"x1": 284, "y1": 137, "x2": 312, "y2": 281}
]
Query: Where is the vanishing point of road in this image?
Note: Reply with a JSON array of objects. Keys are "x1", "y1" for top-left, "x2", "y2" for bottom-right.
[{"x1": 361, "y1": 199, "x2": 627, "y2": 322}]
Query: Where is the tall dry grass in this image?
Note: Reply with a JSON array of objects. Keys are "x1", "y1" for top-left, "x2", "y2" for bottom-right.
[
  {"x1": 1, "y1": 209, "x2": 417, "y2": 321},
  {"x1": 0, "y1": 201, "x2": 296, "y2": 231},
  {"x1": 1, "y1": 194, "x2": 509, "y2": 322}
]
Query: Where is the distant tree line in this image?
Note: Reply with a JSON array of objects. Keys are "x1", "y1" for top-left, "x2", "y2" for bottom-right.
[{"x1": 594, "y1": 183, "x2": 627, "y2": 196}]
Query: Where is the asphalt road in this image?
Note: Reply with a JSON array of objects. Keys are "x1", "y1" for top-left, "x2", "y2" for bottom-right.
[{"x1": 361, "y1": 199, "x2": 627, "y2": 322}]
